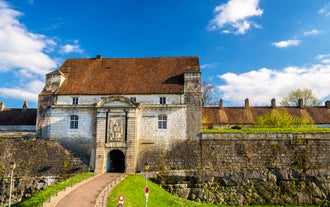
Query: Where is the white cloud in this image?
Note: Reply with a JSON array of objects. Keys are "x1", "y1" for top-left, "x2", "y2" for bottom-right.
[
  {"x1": 0, "y1": 77, "x2": 44, "y2": 103},
  {"x1": 60, "y1": 42, "x2": 83, "y2": 54},
  {"x1": 318, "y1": 3, "x2": 330, "y2": 16},
  {"x1": 201, "y1": 63, "x2": 218, "y2": 69},
  {"x1": 0, "y1": 1, "x2": 57, "y2": 74},
  {"x1": 0, "y1": 1, "x2": 62, "y2": 105},
  {"x1": 15, "y1": 69, "x2": 35, "y2": 79},
  {"x1": 217, "y1": 63, "x2": 330, "y2": 106},
  {"x1": 208, "y1": 0, "x2": 263, "y2": 34},
  {"x1": 272, "y1": 40, "x2": 301, "y2": 48},
  {"x1": 26, "y1": 79, "x2": 45, "y2": 93},
  {"x1": 0, "y1": 87, "x2": 38, "y2": 103},
  {"x1": 316, "y1": 53, "x2": 330, "y2": 64},
  {"x1": 303, "y1": 29, "x2": 321, "y2": 36}
]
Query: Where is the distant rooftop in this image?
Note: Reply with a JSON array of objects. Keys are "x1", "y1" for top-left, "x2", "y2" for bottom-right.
[
  {"x1": 203, "y1": 98, "x2": 330, "y2": 125},
  {"x1": 0, "y1": 101, "x2": 36, "y2": 126}
]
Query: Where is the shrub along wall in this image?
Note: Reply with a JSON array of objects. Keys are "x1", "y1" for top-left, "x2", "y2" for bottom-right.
[{"x1": 147, "y1": 133, "x2": 330, "y2": 206}]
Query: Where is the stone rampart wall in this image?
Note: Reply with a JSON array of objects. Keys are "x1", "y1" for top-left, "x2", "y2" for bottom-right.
[
  {"x1": 0, "y1": 125, "x2": 35, "y2": 131},
  {"x1": 145, "y1": 133, "x2": 330, "y2": 206},
  {"x1": 200, "y1": 133, "x2": 329, "y2": 172},
  {"x1": 51, "y1": 137, "x2": 95, "y2": 168},
  {"x1": 0, "y1": 131, "x2": 35, "y2": 138}
]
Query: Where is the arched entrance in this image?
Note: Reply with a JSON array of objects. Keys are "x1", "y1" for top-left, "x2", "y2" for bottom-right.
[{"x1": 107, "y1": 150, "x2": 125, "y2": 172}]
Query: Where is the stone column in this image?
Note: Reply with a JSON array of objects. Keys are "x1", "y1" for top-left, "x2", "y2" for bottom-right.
[
  {"x1": 94, "y1": 110, "x2": 107, "y2": 174},
  {"x1": 125, "y1": 110, "x2": 138, "y2": 173}
]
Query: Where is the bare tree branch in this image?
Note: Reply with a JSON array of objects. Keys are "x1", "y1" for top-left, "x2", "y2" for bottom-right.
[{"x1": 280, "y1": 88, "x2": 320, "y2": 106}]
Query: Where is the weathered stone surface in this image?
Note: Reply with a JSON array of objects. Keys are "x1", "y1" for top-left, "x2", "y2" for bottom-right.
[
  {"x1": 0, "y1": 138, "x2": 89, "y2": 205},
  {"x1": 147, "y1": 133, "x2": 330, "y2": 206}
]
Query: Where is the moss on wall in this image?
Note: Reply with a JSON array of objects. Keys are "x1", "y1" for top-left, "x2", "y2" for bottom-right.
[{"x1": 146, "y1": 133, "x2": 330, "y2": 206}]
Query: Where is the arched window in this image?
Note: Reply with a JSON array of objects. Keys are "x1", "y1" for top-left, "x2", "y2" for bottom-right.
[
  {"x1": 70, "y1": 115, "x2": 79, "y2": 129},
  {"x1": 158, "y1": 115, "x2": 167, "y2": 129}
]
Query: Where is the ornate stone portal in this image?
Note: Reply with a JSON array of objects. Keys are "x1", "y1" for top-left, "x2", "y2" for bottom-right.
[
  {"x1": 107, "y1": 118, "x2": 124, "y2": 142},
  {"x1": 94, "y1": 96, "x2": 139, "y2": 174},
  {"x1": 106, "y1": 113, "x2": 126, "y2": 146}
]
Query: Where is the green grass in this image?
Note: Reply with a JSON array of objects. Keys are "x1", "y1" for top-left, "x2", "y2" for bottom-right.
[
  {"x1": 202, "y1": 127, "x2": 330, "y2": 134},
  {"x1": 12, "y1": 172, "x2": 94, "y2": 207},
  {"x1": 108, "y1": 175, "x2": 306, "y2": 207},
  {"x1": 108, "y1": 174, "x2": 219, "y2": 207},
  {"x1": 108, "y1": 175, "x2": 320, "y2": 207}
]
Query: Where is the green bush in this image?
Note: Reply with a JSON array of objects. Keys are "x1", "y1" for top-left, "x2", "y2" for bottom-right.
[
  {"x1": 256, "y1": 109, "x2": 314, "y2": 128},
  {"x1": 231, "y1": 125, "x2": 242, "y2": 130}
]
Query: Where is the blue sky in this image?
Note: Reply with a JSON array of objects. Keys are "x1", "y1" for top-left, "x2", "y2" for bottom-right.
[{"x1": 1, "y1": 0, "x2": 330, "y2": 108}]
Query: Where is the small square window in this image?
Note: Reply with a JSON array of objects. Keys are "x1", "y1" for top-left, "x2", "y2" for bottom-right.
[
  {"x1": 160, "y1": 97, "x2": 166, "y2": 104},
  {"x1": 72, "y1": 97, "x2": 79, "y2": 105},
  {"x1": 130, "y1": 97, "x2": 136, "y2": 102}
]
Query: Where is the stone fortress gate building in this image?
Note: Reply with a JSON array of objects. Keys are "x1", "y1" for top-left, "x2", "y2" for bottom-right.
[{"x1": 36, "y1": 56, "x2": 202, "y2": 174}]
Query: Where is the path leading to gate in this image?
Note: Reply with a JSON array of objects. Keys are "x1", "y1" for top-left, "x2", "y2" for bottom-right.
[{"x1": 44, "y1": 173, "x2": 124, "y2": 207}]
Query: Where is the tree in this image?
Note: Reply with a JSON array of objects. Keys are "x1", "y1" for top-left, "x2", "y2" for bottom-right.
[
  {"x1": 202, "y1": 82, "x2": 216, "y2": 106},
  {"x1": 280, "y1": 88, "x2": 320, "y2": 106}
]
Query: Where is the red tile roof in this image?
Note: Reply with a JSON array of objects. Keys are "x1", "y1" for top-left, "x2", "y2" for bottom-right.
[
  {"x1": 203, "y1": 106, "x2": 330, "y2": 125},
  {"x1": 48, "y1": 56, "x2": 200, "y2": 95}
]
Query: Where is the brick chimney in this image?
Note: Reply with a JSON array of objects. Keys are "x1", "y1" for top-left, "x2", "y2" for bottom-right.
[
  {"x1": 271, "y1": 98, "x2": 276, "y2": 109},
  {"x1": 219, "y1": 99, "x2": 223, "y2": 110},
  {"x1": 96, "y1": 54, "x2": 102, "y2": 60},
  {"x1": 23, "y1": 100, "x2": 28, "y2": 112},
  {"x1": 325, "y1": 100, "x2": 330, "y2": 109},
  {"x1": 298, "y1": 98, "x2": 304, "y2": 109},
  {"x1": 0, "y1": 102, "x2": 4, "y2": 111},
  {"x1": 245, "y1": 98, "x2": 250, "y2": 109}
]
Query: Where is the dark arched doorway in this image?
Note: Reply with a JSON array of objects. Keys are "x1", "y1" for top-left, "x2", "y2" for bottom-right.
[{"x1": 107, "y1": 150, "x2": 125, "y2": 172}]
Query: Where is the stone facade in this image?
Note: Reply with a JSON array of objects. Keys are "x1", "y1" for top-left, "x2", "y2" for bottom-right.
[{"x1": 36, "y1": 56, "x2": 202, "y2": 174}]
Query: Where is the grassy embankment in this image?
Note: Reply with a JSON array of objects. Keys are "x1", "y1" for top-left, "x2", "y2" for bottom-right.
[
  {"x1": 108, "y1": 173, "x2": 322, "y2": 207},
  {"x1": 108, "y1": 174, "x2": 300, "y2": 207},
  {"x1": 11, "y1": 172, "x2": 94, "y2": 207},
  {"x1": 108, "y1": 174, "x2": 219, "y2": 207}
]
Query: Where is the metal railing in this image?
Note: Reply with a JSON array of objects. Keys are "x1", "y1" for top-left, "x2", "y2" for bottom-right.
[{"x1": 95, "y1": 174, "x2": 127, "y2": 207}]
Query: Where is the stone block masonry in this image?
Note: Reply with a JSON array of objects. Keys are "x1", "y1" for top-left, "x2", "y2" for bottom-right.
[{"x1": 143, "y1": 133, "x2": 330, "y2": 206}]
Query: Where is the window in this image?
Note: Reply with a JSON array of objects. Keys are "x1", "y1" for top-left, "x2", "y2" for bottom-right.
[
  {"x1": 130, "y1": 97, "x2": 136, "y2": 102},
  {"x1": 72, "y1": 97, "x2": 79, "y2": 105},
  {"x1": 70, "y1": 115, "x2": 79, "y2": 129},
  {"x1": 158, "y1": 115, "x2": 167, "y2": 129},
  {"x1": 160, "y1": 97, "x2": 166, "y2": 104}
]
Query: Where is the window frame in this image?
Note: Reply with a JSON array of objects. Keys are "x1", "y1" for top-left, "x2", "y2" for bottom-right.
[
  {"x1": 130, "y1": 97, "x2": 137, "y2": 102},
  {"x1": 160, "y1": 97, "x2": 166, "y2": 105},
  {"x1": 158, "y1": 114, "x2": 167, "y2": 129},
  {"x1": 72, "y1": 97, "x2": 79, "y2": 105},
  {"x1": 70, "y1": 115, "x2": 79, "y2": 129}
]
